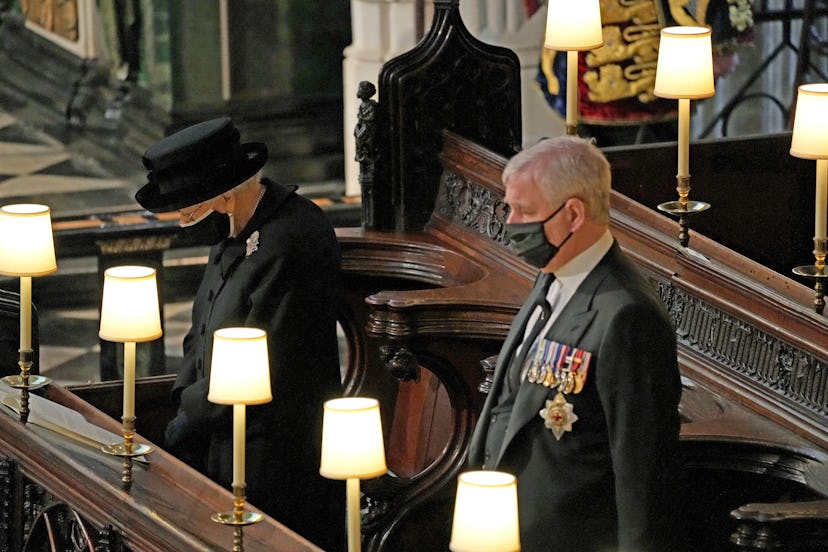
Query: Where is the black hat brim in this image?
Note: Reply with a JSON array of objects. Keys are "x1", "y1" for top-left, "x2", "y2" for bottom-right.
[{"x1": 135, "y1": 143, "x2": 268, "y2": 213}]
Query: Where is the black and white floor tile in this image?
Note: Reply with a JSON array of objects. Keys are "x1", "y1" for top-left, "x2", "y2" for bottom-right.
[{"x1": 0, "y1": 109, "x2": 188, "y2": 386}]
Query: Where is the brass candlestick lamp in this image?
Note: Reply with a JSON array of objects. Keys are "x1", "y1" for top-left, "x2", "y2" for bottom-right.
[
  {"x1": 0, "y1": 204, "x2": 57, "y2": 424},
  {"x1": 208, "y1": 327, "x2": 272, "y2": 552},
  {"x1": 98, "y1": 266, "x2": 162, "y2": 490},
  {"x1": 653, "y1": 27, "x2": 716, "y2": 248},
  {"x1": 543, "y1": 0, "x2": 603, "y2": 135},
  {"x1": 320, "y1": 397, "x2": 387, "y2": 552},
  {"x1": 450, "y1": 471, "x2": 521, "y2": 552},
  {"x1": 790, "y1": 83, "x2": 828, "y2": 315}
]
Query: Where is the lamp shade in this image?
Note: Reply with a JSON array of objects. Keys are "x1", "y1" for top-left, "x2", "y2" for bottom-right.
[
  {"x1": 450, "y1": 471, "x2": 521, "y2": 552},
  {"x1": 654, "y1": 26, "x2": 715, "y2": 99},
  {"x1": 99, "y1": 265, "x2": 163, "y2": 342},
  {"x1": 0, "y1": 204, "x2": 57, "y2": 277},
  {"x1": 544, "y1": 0, "x2": 603, "y2": 50},
  {"x1": 207, "y1": 327, "x2": 272, "y2": 405},
  {"x1": 319, "y1": 397, "x2": 387, "y2": 480},
  {"x1": 791, "y1": 83, "x2": 828, "y2": 159}
]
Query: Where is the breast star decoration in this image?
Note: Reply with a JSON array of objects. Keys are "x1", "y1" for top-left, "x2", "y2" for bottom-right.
[
  {"x1": 539, "y1": 391, "x2": 578, "y2": 441},
  {"x1": 246, "y1": 230, "x2": 260, "y2": 257}
]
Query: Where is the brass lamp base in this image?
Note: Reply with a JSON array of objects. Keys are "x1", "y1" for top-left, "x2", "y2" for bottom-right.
[
  {"x1": 792, "y1": 264, "x2": 827, "y2": 315},
  {"x1": 2, "y1": 374, "x2": 51, "y2": 389},
  {"x1": 102, "y1": 416, "x2": 153, "y2": 491},
  {"x1": 2, "y1": 349, "x2": 51, "y2": 424},
  {"x1": 211, "y1": 511, "x2": 263, "y2": 526},
  {"x1": 657, "y1": 199, "x2": 711, "y2": 248},
  {"x1": 212, "y1": 485, "x2": 263, "y2": 552},
  {"x1": 101, "y1": 442, "x2": 153, "y2": 456}
]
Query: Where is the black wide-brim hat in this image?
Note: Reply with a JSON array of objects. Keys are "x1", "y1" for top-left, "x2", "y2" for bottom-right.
[{"x1": 135, "y1": 117, "x2": 268, "y2": 213}]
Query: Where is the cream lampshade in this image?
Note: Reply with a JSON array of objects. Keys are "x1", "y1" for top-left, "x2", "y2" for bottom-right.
[
  {"x1": 653, "y1": 26, "x2": 715, "y2": 248},
  {"x1": 449, "y1": 471, "x2": 521, "y2": 552},
  {"x1": 543, "y1": 0, "x2": 603, "y2": 50},
  {"x1": 0, "y1": 204, "x2": 57, "y2": 277},
  {"x1": 543, "y1": 0, "x2": 604, "y2": 135},
  {"x1": 791, "y1": 84, "x2": 828, "y2": 160},
  {"x1": 98, "y1": 265, "x2": 162, "y2": 489},
  {"x1": 790, "y1": 83, "x2": 828, "y2": 314},
  {"x1": 320, "y1": 397, "x2": 387, "y2": 480},
  {"x1": 208, "y1": 327, "x2": 272, "y2": 405},
  {"x1": 654, "y1": 26, "x2": 715, "y2": 100},
  {"x1": 320, "y1": 397, "x2": 387, "y2": 552},
  {"x1": 99, "y1": 266, "x2": 163, "y2": 343},
  {"x1": 208, "y1": 327, "x2": 271, "y2": 547}
]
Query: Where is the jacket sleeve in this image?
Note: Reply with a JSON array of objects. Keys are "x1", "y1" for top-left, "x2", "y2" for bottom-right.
[{"x1": 596, "y1": 299, "x2": 682, "y2": 551}]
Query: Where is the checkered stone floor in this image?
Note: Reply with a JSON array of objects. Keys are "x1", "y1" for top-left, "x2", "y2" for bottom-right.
[{"x1": 0, "y1": 109, "x2": 186, "y2": 385}]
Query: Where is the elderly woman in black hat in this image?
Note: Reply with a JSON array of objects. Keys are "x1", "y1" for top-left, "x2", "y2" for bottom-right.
[{"x1": 136, "y1": 117, "x2": 345, "y2": 551}]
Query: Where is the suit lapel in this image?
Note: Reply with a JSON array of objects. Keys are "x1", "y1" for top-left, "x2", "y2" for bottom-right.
[
  {"x1": 486, "y1": 273, "x2": 554, "y2": 402},
  {"x1": 469, "y1": 272, "x2": 552, "y2": 464}
]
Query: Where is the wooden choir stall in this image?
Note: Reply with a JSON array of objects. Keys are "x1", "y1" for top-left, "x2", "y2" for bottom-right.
[{"x1": 1, "y1": 1, "x2": 827, "y2": 550}]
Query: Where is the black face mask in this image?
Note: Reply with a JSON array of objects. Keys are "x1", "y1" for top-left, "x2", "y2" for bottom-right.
[
  {"x1": 506, "y1": 202, "x2": 572, "y2": 268},
  {"x1": 178, "y1": 210, "x2": 231, "y2": 246}
]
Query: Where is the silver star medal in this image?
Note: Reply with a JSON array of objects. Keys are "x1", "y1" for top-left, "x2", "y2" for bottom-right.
[
  {"x1": 245, "y1": 230, "x2": 260, "y2": 257},
  {"x1": 539, "y1": 391, "x2": 578, "y2": 440}
]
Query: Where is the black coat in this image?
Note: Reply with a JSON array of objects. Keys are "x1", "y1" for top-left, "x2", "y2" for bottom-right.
[
  {"x1": 469, "y1": 242, "x2": 683, "y2": 552},
  {"x1": 165, "y1": 179, "x2": 345, "y2": 551}
]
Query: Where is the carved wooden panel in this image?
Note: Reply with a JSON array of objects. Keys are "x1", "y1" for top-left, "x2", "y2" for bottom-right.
[{"x1": 373, "y1": 0, "x2": 521, "y2": 231}]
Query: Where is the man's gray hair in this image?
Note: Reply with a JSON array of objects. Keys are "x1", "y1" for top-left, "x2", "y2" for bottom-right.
[{"x1": 502, "y1": 136, "x2": 611, "y2": 224}]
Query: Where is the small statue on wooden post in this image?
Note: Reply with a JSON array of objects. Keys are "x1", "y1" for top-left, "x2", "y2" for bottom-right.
[{"x1": 355, "y1": 80, "x2": 379, "y2": 229}]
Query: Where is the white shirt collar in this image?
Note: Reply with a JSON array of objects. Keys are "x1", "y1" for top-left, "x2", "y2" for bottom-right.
[{"x1": 545, "y1": 230, "x2": 614, "y2": 312}]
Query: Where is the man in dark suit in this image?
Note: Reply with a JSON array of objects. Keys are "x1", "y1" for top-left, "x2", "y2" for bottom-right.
[
  {"x1": 468, "y1": 136, "x2": 682, "y2": 552},
  {"x1": 135, "y1": 117, "x2": 345, "y2": 551}
]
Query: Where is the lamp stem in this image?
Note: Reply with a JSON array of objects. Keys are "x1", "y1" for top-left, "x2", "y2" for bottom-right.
[
  {"x1": 123, "y1": 341, "x2": 136, "y2": 419},
  {"x1": 19, "y1": 276, "x2": 31, "y2": 350},
  {"x1": 677, "y1": 98, "x2": 690, "y2": 180},
  {"x1": 233, "y1": 404, "x2": 246, "y2": 488},
  {"x1": 19, "y1": 276, "x2": 32, "y2": 424},
  {"x1": 566, "y1": 50, "x2": 579, "y2": 135},
  {"x1": 816, "y1": 159, "x2": 827, "y2": 241},
  {"x1": 347, "y1": 478, "x2": 361, "y2": 552}
]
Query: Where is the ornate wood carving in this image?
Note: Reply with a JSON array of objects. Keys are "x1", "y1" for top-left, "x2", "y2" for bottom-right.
[
  {"x1": 355, "y1": 80, "x2": 381, "y2": 230},
  {"x1": 437, "y1": 171, "x2": 510, "y2": 245},
  {"x1": 656, "y1": 279, "x2": 828, "y2": 421},
  {"x1": 0, "y1": 455, "x2": 15, "y2": 550}
]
